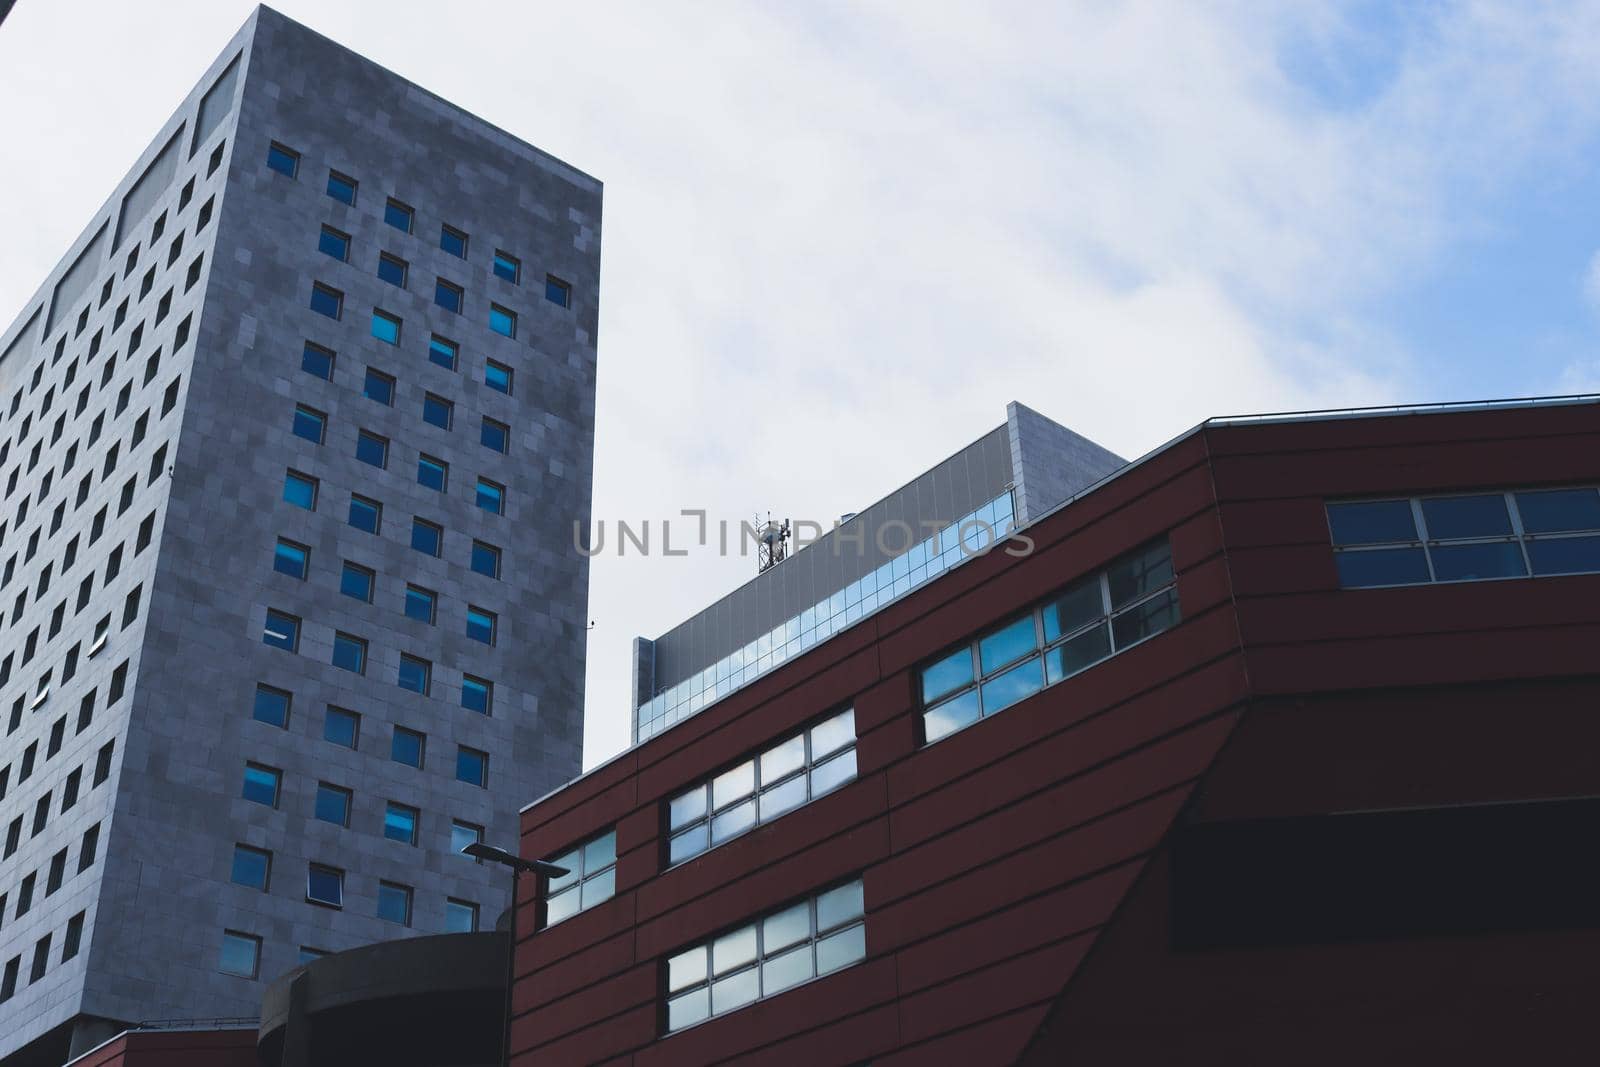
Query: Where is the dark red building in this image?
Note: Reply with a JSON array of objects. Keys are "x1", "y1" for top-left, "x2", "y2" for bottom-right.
[{"x1": 512, "y1": 399, "x2": 1600, "y2": 1066}]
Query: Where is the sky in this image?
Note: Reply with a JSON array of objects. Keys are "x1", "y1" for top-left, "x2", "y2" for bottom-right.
[{"x1": 3, "y1": 1, "x2": 1600, "y2": 771}]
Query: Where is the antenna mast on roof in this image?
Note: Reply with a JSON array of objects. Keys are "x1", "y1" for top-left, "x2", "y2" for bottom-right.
[{"x1": 756, "y1": 513, "x2": 790, "y2": 574}]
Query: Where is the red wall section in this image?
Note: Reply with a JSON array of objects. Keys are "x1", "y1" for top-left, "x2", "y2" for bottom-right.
[{"x1": 70, "y1": 1029, "x2": 257, "y2": 1067}]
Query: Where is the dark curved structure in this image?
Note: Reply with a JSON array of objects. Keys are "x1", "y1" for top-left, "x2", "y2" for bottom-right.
[{"x1": 256, "y1": 933, "x2": 505, "y2": 1067}]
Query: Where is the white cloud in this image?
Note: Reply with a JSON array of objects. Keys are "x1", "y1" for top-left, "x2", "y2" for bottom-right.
[
  {"x1": 5, "y1": 2, "x2": 1600, "y2": 768},
  {"x1": 1584, "y1": 250, "x2": 1600, "y2": 312}
]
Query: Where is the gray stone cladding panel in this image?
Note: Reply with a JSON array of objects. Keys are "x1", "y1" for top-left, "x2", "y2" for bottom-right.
[{"x1": 1006, "y1": 401, "x2": 1127, "y2": 525}]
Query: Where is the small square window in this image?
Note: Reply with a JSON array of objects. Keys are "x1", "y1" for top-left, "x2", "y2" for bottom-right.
[
  {"x1": 440, "y1": 225, "x2": 468, "y2": 258},
  {"x1": 284, "y1": 470, "x2": 318, "y2": 510},
  {"x1": 545, "y1": 275, "x2": 571, "y2": 307},
  {"x1": 422, "y1": 393, "x2": 453, "y2": 430},
  {"x1": 219, "y1": 931, "x2": 262, "y2": 979},
  {"x1": 273, "y1": 539, "x2": 309, "y2": 580},
  {"x1": 377, "y1": 881, "x2": 413, "y2": 925},
  {"x1": 378, "y1": 253, "x2": 408, "y2": 287},
  {"x1": 404, "y1": 585, "x2": 437, "y2": 624},
  {"x1": 462, "y1": 675, "x2": 493, "y2": 715},
  {"x1": 340, "y1": 561, "x2": 375, "y2": 602},
  {"x1": 485, "y1": 360, "x2": 513, "y2": 395},
  {"x1": 384, "y1": 198, "x2": 414, "y2": 233},
  {"x1": 371, "y1": 309, "x2": 401, "y2": 345},
  {"x1": 466, "y1": 606, "x2": 497, "y2": 646},
  {"x1": 492, "y1": 251, "x2": 521, "y2": 284},
  {"x1": 263, "y1": 609, "x2": 299, "y2": 651},
  {"x1": 231, "y1": 844, "x2": 271, "y2": 890},
  {"x1": 356, "y1": 430, "x2": 389, "y2": 468},
  {"x1": 306, "y1": 863, "x2": 344, "y2": 908},
  {"x1": 253, "y1": 684, "x2": 291, "y2": 728},
  {"x1": 446, "y1": 898, "x2": 480, "y2": 933},
  {"x1": 452, "y1": 820, "x2": 484, "y2": 859},
  {"x1": 318, "y1": 226, "x2": 350, "y2": 261},
  {"x1": 428, "y1": 335, "x2": 458, "y2": 371},
  {"x1": 291, "y1": 404, "x2": 326, "y2": 444},
  {"x1": 481, "y1": 417, "x2": 509, "y2": 454},
  {"x1": 309, "y1": 283, "x2": 343, "y2": 319},
  {"x1": 314, "y1": 782, "x2": 351, "y2": 826},
  {"x1": 488, "y1": 304, "x2": 516, "y2": 338},
  {"x1": 348, "y1": 494, "x2": 382, "y2": 534},
  {"x1": 242, "y1": 763, "x2": 281, "y2": 807},
  {"x1": 456, "y1": 746, "x2": 488, "y2": 788},
  {"x1": 471, "y1": 540, "x2": 501, "y2": 579},
  {"x1": 324, "y1": 706, "x2": 360, "y2": 749},
  {"x1": 411, "y1": 518, "x2": 443, "y2": 557},
  {"x1": 384, "y1": 801, "x2": 419, "y2": 845},
  {"x1": 266, "y1": 142, "x2": 299, "y2": 177},
  {"x1": 417, "y1": 454, "x2": 448, "y2": 492},
  {"x1": 327, "y1": 170, "x2": 358, "y2": 205},
  {"x1": 391, "y1": 726, "x2": 425, "y2": 768},
  {"x1": 397, "y1": 654, "x2": 431, "y2": 695},
  {"x1": 331, "y1": 632, "x2": 367, "y2": 674},
  {"x1": 302, "y1": 342, "x2": 335, "y2": 381},
  {"x1": 363, "y1": 367, "x2": 395, "y2": 405},
  {"x1": 476, "y1": 478, "x2": 505, "y2": 515},
  {"x1": 435, "y1": 279, "x2": 464, "y2": 314}
]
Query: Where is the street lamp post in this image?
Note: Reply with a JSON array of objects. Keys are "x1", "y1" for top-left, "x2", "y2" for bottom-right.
[{"x1": 463, "y1": 842, "x2": 569, "y2": 1067}]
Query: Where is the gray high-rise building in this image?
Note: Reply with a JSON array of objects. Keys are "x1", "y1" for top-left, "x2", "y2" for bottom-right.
[{"x1": 0, "y1": 7, "x2": 599, "y2": 1061}]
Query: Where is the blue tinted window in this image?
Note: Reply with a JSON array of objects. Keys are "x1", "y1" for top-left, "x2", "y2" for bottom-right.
[
  {"x1": 324, "y1": 707, "x2": 359, "y2": 749},
  {"x1": 923, "y1": 687, "x2": 981, "y2": 743},
  {"x1": 456, "y1": 747, "x2": 487, "y2": 787},
  {"x1": 348, "y1": 495, "x2": 381, "y2": 533},
  {"x1": 362, "y1": 368, "x2": 394, "y2": 405},
  {"x1": 398, "y1": 655, "x2": 430, "y2": 694},
  {"x1": 1516, "y1": 489, "x2": 1600, "y2": 534},
  {"x1": 466, "y1": 607, "x2": 495, "y2": 645},
  {"x1": 1422, "y1": 495, "x2": 1512, "y2": 540},
  {"x1": 481, "y1": 418, "x2": 508, "y2": 454},
  {"x1": 428, "y1": 335, "x2": 458, "y2": 370},
  {"x1": 980, "y1": 657, "x2": 1043, "y2": 715},
  {"x1": 273, "y1": 540, "x2": 308, "y2": 579},
  {"x1": 263, "y1": 610, "x2": 299, "y2": 651},
  {"x1": 1044, "y1": 622, "x2": 1112, "y2": 683},
  {"x1": 440, "y1": 226, "x2": 467, "y2": 257},
  {"x1": 253, "y1": 685, "x2": 290, "y2": 728},
  {"x1": 471, "y1": 541, "x2": 500, "y2": 578},
  {"x1": 1528, "y1": 535, "x2": 1600, "y2": 575},
  {"x1": 462, "y1": 676, "x2": 492, "y2": 715},
  {"x1": 377, "y1": 882, "x2": 412, "y2": 925},
  {"x1": 384, "y1": 199, "x2": 413, "y2": 233},
  {"x1": 1429, "y1": 541, "x2": 1526, "y2": 582},
  {"x1": 318, "y1": 227, "x2": 349, "y2": 261},
  {"x1": 978, "y1": 616, "x2": 1037, "y2": 673},
  {"x1": 371, "y1": 310, "x2": 401, "y2": 345},
  {"x1": 314, "y1": 783, "x2": 350, "y2": 826},
  {"x1": 377, "y1": 254, "x2": 407, "y2": 287},
  {"x1": 356, "y1": 431, "x2": 388, "y2": 468},
  {"x1": 485, "y1": 360, "x2": 512, "y2": 394},
  {"x1": 283, "y1": 471, "x2": 317, "y2": 510},
  {"x1": 921, "y1": 647, "x2": 973, "y2": 704},
  {"x1": 340, "y1": 562, "x2": 373, "y2": 602},
  {"x1": 241, "y1": 764, "x2": 280, "y2": 806},
  {"x1": 488, "y1": 304, "x2": 516, "y2": 338},
  {"x1": 493, "y1": 252, "x2": 520, "y2": 283},
  {"x1": 301, "y1": 343, "x2": 334, "y2": 380},
  {"x1": 307, "y1": 865, "x2": 343, "y2": 907},
  {"x1": 1041, "y1": 575, "x2": 1103, "y2": 643},
  {"x1": 422, "y1": 394, "x2": 452, "y2": 429},
  {"x1": 266, "y1": 142, "x2": 299, "y2": 177},
  {"x1": 309, "y1": 283, "x2": 342, "y2": 319},
  {"x1": 545, "y1": 275, "x2": 571, "y2": 307},
  {"x1": 411, "y1": 519, "x2": 442, "y2": 557},
  {"x1": 1327, "y1": 500, "x2": 1417, "y2": 545},
  {"x1": 326, "y1": 171, "x2": 357, "y2": 205},
  {"x1": 1111, "y1": 587, "x2": 1181, "y2": 647},
  {"x1": 417, "y1": 456, "x2": 447, "y2": 491},
  {"x1": 291, "y1": 405, "x2": 325, "y2": 444},
  {"x1": 404, "y1": 585, "x2": 436, "y2": 623},
  {"x1": 230, "y1": 845, "x2": 270, "y2": 889},
  {"x1": 1334, "y1": 546, "x2": 1431, "y2": 588},
  {"x1": 476, "y1": 479, "x2": 504, "y2": 515},
  {"x1": 435, "y1": 280, "x2": 463, "y2": 314},
  {"x1": 1107, "y1": 541, "x2": 1175, "y2": 610},
  {"x1": 385, "y1": 803, "x2": 418, "y2": 844},
  {"x1": 331, "y1": 633, "x2": 366, "y2": 674},
  {"x1": 391, "y1": 727, "x2": 424, "y2": 768}
]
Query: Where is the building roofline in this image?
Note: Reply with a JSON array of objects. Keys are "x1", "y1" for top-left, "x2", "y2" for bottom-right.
[{"x1": 536, "y1": 392, "x2": 1600, "y2": 816}]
